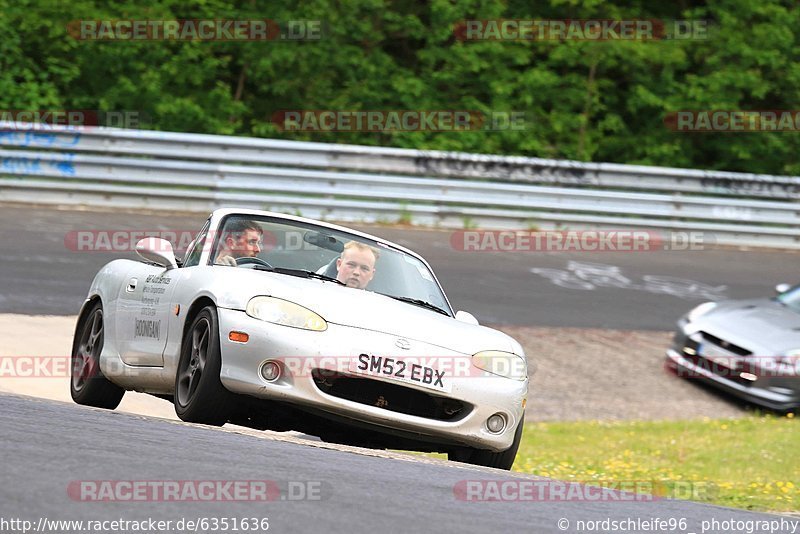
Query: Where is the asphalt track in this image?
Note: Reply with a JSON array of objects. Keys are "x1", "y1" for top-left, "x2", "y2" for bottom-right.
[
  {"x1": 0, "y1": 393, "x2": 785, "y2": 534},
  {"x1": 1, "y1": 205, "x2": 796, "y2": 531},
  {"x1": 1, "y1": 205, "x2": 797, "y2": 329}
]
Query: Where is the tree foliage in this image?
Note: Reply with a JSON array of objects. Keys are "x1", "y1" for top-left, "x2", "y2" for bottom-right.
[{"x1": 2, "y1": 0, "x2": 799, "y2": 174}]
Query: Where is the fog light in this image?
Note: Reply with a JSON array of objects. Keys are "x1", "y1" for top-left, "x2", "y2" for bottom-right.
[
  {"x1": 487, "y1": 413, "x2": 506, "y2": 434},
  {"x1": 260, "y1": 360, "x2": 281, "y2": 382}
]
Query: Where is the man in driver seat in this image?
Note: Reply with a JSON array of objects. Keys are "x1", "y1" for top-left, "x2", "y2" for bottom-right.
[
  {"x1": 336, "y1": 241, "x2": 379, "y2": 289},
  {"x1": 215, "y1": 220, "x2": 263, "y2": 266}
]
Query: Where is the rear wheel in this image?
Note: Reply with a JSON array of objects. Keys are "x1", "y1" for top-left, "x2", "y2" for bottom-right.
[
  {"x1": 70, "y1": 302, "x2": 125, "y2": 409},
  {"x1": 449, "y1": 416, "x2": 524, "y2": 470},
  {"x1": 174, "y1": 306, "x2": 233, "y2": 425}
]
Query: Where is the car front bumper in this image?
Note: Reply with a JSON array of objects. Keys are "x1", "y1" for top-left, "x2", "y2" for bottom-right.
[
  {"x1": 666, "y1": 324, "x2": 800, "y2": 411},
  {"x1": 217, "y1": 308, "x2": 528, "y2": 451}
]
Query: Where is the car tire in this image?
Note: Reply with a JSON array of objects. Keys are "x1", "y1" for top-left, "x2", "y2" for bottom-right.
[
  {"x1": 70, "y1": 301, "x2": 125, "y2": 409},
  {"x1": 174, "y1": 305, "x2": 233, "y2": 425},
  {"x1": 448, "y1": 416, "x2": 524, "y2": 470}
]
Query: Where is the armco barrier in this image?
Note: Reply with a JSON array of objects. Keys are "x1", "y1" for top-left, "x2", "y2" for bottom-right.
[{"x1": 1, "y1": 123, "x2": 799, "y2": 248}]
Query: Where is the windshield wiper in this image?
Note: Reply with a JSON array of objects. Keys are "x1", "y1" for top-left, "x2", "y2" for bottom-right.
[
  {"x1": 388, "y1": 296, "x2": 450, "y2": 316},
  {"x1": 257, "y1": 266, "x2": 345, "y2": 286}
]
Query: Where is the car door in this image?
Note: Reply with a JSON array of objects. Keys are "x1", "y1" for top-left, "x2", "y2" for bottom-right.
[{"x1": 115, "y1": 261, "x2": 178, "y2": 366}]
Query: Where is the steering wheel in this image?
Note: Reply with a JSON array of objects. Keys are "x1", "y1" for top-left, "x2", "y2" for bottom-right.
[{"x1": 235, "y1": 256, "x2": 274, "y2": 269}]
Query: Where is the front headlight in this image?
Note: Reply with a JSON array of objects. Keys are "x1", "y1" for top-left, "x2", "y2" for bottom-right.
[
  {"x1": 246, "y1": 296, "x2": 327, "y2": 331},
  {"x1": 472, "y1": 350, "x2": 527, "y2": 381},
  {"x1": 686, "y1": 301, "x2": 718, "y2": 322}
]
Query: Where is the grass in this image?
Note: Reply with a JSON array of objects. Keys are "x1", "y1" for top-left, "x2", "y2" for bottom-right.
[
  {"x1": 511, "y1": 414, "x2": 798, "y2": 512},
  {"x1": 396, "y1": 204, "x2": 413, "y2": 225}
]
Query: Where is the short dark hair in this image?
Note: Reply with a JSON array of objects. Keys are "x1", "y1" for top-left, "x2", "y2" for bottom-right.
[
  {"x1": 225, "y1": 218, "x2": 263, "y2": 239},
  {"x1": 225, "y1": 219, "x2": 264, "y2": 234}
]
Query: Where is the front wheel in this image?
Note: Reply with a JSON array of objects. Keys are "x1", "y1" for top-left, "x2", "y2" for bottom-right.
[
  {"x1": 448, "y1": 416, "x2": 524, "y2": 470},
  {"x1": 70, "y1": 302, "x2": 125, "y2": 409},
  {"x1": 174, "y1": 306, "x2": 234, "y2": 425}
]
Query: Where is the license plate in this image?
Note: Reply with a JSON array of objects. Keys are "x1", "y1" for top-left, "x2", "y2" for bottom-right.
[
  {"x1": 698, "y1": 343, "x2": 739, "y2": 371},
  {"x1": 349, "y1": 354, "x2": 451, "y2": 393}
]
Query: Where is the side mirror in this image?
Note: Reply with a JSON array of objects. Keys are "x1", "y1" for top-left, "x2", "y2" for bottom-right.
[
  {"x1": 136, "y1": 237, "x2": 178, "y2": 270},
  {"x1": 455, "y1": 310, "x2": 479, "y2": 325},
  {"x1": 775, "y1": 283, "x2": 792, "y2": 295}
]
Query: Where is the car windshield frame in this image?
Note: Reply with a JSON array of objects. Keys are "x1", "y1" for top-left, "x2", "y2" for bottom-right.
[{"x1": 208, "y1": 213, "x2": 454, "y2": 316}]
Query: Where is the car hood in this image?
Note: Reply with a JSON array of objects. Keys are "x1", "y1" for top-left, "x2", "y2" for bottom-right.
[
  {"x1": 695, "y1": 298, "x2": 800, "y2": 354},
  {"x1": 226, "y1": 270, "x2": 522, "y2": 356}
]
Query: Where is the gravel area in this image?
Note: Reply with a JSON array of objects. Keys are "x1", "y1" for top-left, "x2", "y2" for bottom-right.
[{"x1": 496, "y1": 325, "x2": 756, "y2": 422}]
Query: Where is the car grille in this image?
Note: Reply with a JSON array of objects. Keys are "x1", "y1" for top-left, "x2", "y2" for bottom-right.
[
  {"x1": 311, "y1": 370, "x2": 470, "y2": 421},
  {"x1": 699, "y1": 331, "x2": 752, "y2": 357},
  {"x1": 680, "y1": 335, "x2": 752, "y2": 386}
]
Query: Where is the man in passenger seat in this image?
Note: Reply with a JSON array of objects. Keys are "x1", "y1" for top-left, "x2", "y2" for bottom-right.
[{"x1": 335, "y1": 241, "x2": 379, "y2": 289}]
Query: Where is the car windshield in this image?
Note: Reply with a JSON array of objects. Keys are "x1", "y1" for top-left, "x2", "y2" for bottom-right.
[
  {"x1": 777, "y1": 285, "x2": 800, "y2": 313},
  {"x1": 209, "y1": 215, "x2": 452, "y2": 315}
]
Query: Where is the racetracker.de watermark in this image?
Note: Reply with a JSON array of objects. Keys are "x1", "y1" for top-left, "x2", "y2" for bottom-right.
[
  {"x1": 68, "y1": 19, "x2": 322, "y2": 41},
  {"x1": 63, "y1": 229, "x2": 290, "y2": 253},
  {"x1": 65, "y1": 230, "x2": 212, "y2": 253},
  {"x1": 0, "y1": 110, "x2": 144, "y2": 130},
  {"x1": 667, "y1": 355, "x2": 800, "y2": 379},
  {"x1": 63, "y1": 229, "x2": 366, "y2": 253},
  {"x1": 67, "y1": 480, "x2": 328, "y2": 502},
  {"x1": 0, "y1": 356, "x2": 72, "y2": 378},
  {"x1": 271, "y1": 110, "x2": 526, "y2": 132},
  {"x1": 266, "y1": 354, "x2": 527, "y2": 379},
  {"x1": 453, "y1": 479, "x2": 717, "y2": 502},
  {"x1": 0, "y1": 356, "x2": 141, "y2": 379},
  {"x1": 450, "y1": 230, "x2": 711, "y2": 252},
  {"x1": 454, "y1": 19, "x2": 709, "y2": 41},
  {"x1": 666, "y1": 110, "x2": 800, "y2": 132}
]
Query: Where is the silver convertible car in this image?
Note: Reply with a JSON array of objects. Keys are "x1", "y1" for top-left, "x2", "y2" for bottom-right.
[
  {"x1": 665, "y1": 284, "x2": 800, "y2": 410},
  {"x1": 71, "y1": 208, "x2": 528, "y2": 469}
]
